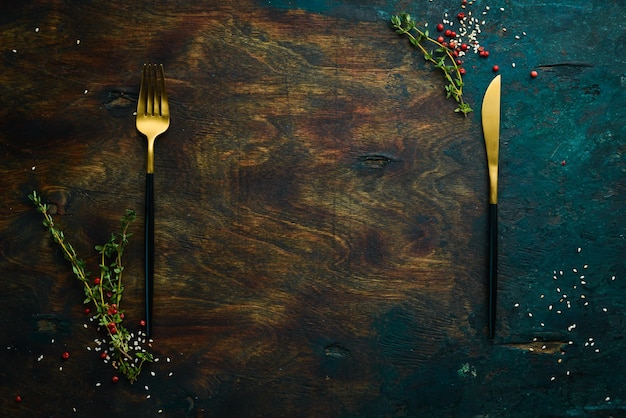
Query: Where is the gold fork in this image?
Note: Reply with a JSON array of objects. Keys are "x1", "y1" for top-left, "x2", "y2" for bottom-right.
[{"x1": 136, "y1": 64, "x2": 170, "y2": 338}]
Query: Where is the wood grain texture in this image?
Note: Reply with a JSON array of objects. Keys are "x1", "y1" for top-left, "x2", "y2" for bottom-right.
[{"x1": 1, "y1": 1, "x2": 624, "y2": 417}]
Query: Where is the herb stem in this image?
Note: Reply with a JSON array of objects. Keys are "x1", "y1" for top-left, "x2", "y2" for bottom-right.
[
  {"x1": 29, "y1": 191, "x2": 151, "y2": 383},
  {"x1": 391, "y1": 12, "x2": 472, "y2": 116}
]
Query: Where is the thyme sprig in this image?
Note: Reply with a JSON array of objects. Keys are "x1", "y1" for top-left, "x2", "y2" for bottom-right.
[
  {"x1": 391, "y1": 12, "x2": 472, "y2": 116},
  {"x1": 29, "y1": 191, "x2": 153, "y2": 383}
]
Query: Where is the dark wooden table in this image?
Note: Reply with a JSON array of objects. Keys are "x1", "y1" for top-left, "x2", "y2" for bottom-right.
[{"x1": 1, "y1": 1, "x2": 624, "y2": 416}]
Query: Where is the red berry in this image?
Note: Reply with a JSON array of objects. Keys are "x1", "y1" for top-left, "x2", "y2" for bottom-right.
[
  {"x1": 62, "y1": 351, "x2": 70, "y2": 360},
  {"x1": 462, "y1": 0, "x2": 467, "y2": 4},
  {"x1": 450, "y1": 31, "x2": 457, "y2": 38},
  {"x1": 457, "y1": 12, "x2": 465, "y2": 20},
  {"x1": 140, "y1": 319, "x2": 147, "y2": 327},
  {"x1": 561, "y1": 160, "x2": 566, "y2": 166},
  {"x1": 459, "y1": 68, "x2": 467, "y2": 75},
  {"x1": 456, "y1": 59, "x2": 463, "y2": 65},
  {"x1": 444, "y1": 29, "x2": 452, "y2": 37},
  {"x1": 460, "y1": 43, "x2": 468, "y2": 51},
  {"x1": 437, "y1": 36, "x2": 445, "y2": 43},
  {"x1": 93, "y1": 277, "x2": 101, "y2": 285},
  {"x1": 436, "y1": 23, "x2": 444, "y2": 32},
  {"x1": 100, "y1": 351, "x2": 108, "y2": 359},
  {"x1": 111, "y1": 375, "x2": 119, "y2": 383},
  {"x1": 492, "y1": 65, "x2": 500, "y2": 72},
  {"x1": 15, "y1": 395, "x2": 22, "y2": 403},
  {"x1": 530, "y1": 70, "x2": 538, "y2": 78},
  {"x1": 84, "y1": 307, "x2": 91, "y2": 315}
]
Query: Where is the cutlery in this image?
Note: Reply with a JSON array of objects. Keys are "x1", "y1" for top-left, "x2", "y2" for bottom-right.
[
  {"x1": 136, "y1": 64, "x2": 170, "y2": 338},
  {"x1": 481, "y1": 74, "x2": 501, "y2": 339}
]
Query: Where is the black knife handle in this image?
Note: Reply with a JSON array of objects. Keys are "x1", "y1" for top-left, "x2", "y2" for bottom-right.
[
  {"x1": 488, "y1": 203, "x2": 498, "y2": 338},
  {"x1": 145, "y1": 173, "x2": 154, "y2": 338}
]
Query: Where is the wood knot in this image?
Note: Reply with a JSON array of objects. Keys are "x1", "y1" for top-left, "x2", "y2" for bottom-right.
[
  {"x1": 356, "y1": 154, "x2": 400, "y2": 170},
  {"x1": 324, "y1": 343, "x2": 351, "y2": 358},
  {"x1": 103, "y1": 88, "x2": 137, "y2": 117},
  {"x1": 45, "y1": 187, "x2": 71, "y2": 215}
]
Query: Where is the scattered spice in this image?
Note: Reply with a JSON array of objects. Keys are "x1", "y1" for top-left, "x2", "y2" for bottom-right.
[
  {"x1": 29, "y1": 191, "x2": 153, "y2": 383},
  {"x1": 391, "y1": 13, "x2": 472, "y2": 116}
]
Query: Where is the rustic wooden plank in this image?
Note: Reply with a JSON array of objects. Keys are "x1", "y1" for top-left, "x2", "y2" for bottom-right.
[{"x1": 1, "y1": 0, "x2": 624, "y2": 416}]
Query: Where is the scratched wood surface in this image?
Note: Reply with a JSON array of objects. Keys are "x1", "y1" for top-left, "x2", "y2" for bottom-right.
[{"x1": 1, "y1": 1, "x2": 624, "y2": 417}]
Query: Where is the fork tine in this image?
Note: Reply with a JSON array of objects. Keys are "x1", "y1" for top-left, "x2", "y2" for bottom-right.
[
  {"x1": 146, "y1": 64, "x2": 155, "y2": 116},
  {"x1": 137, "y1": 64, "x2": 148, "y2": 117},
  {"x1": 158, "y1": 64, "x2": 169, "y2": 119}
]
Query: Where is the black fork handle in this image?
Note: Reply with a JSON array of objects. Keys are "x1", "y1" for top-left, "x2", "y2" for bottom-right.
[{"x1": 145, "y1": 173, "x2": 154, "y2": 338}]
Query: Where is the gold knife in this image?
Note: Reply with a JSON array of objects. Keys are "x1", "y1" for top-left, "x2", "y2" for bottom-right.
[{"x1": 482, "y1": 74, "x2": 501, "y2": 338}]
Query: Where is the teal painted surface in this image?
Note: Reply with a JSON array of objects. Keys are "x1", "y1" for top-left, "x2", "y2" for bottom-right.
[{"x1": 260, "y1": 1, "x2": 625, "y2": 416}]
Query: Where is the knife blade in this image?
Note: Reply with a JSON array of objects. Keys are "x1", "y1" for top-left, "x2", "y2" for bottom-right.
[{"x1": 481, "y1": 74, "x2": 501, "y2": 338}]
